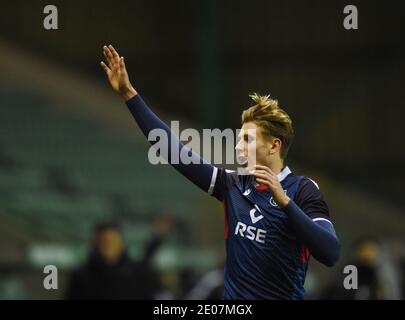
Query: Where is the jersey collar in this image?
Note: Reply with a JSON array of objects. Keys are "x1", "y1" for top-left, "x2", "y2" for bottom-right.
[{"x1": 278, "y1": 166, "x2": 292, "y2": 182}]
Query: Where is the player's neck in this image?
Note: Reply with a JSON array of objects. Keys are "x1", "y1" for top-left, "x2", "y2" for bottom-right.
[{"x1": 262, "y1": 158, "x2": 284, "y2": 175}]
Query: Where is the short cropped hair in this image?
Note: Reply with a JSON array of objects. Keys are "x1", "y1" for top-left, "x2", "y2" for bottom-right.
[{"x1": 241, "y1": 93, "x2": 294, "y2": 160}]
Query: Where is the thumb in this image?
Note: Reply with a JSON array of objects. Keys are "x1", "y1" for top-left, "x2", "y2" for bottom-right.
[{"x1": 100, "y1": 61, "x2": 111, "y2": 74}]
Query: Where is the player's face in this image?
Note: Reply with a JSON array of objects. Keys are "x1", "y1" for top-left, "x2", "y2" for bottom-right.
[{"x1": 235, "y1": 122, "x2": 273, "y2": 169}]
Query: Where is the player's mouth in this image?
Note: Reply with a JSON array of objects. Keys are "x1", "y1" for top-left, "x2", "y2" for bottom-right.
[{"x1": 236, "y1": 152, "x2": 248, "y2": 167}]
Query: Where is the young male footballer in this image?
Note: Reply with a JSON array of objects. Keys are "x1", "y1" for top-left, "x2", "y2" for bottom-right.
[{"x1": 100, "y1": 45, "x2": 340, "y2": 300}]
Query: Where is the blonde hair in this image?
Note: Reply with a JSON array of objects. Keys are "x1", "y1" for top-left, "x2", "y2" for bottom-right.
[{"x1": 241, "y1": 93, "x2": 294, "y2": 160}]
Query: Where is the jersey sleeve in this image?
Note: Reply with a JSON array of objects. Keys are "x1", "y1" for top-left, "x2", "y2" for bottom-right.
[
  {"x1": 295, "y1": 177, "x2": 331, "y2": 223},
  {"x1": 126, "y1": 94, "x2": 216, "y2": 194},
  {"x1": 285, "y1": 177, "x2": 340, "y2": 267},
  {"x1": 211, "y1": 168, "x2": 238, "y2": 202}
]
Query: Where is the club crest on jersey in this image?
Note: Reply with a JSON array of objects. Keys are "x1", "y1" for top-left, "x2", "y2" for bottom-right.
[{"x1": 269, "y1": 190, "x2": 288, "y2": 207}]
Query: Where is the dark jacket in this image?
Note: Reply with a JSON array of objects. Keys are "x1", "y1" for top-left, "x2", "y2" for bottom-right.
[{"x1": 66, "y1": 250, "x2": 158, "y2": 300}]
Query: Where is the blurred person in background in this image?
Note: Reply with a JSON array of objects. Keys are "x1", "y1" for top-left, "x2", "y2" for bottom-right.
[
  {"x1": 319, "y1": 237, "x2": 385, "y2": 299},
  {"x1": 65, "y1": 220, "x2": 163, "y2": 300},
  {"x1": 352, "y1": 237, "x2": 383, "y2": 299},
  {"x1": 184, "y1": 260, "x2": 225, "y2": 300},
  {"x1": 379, "y1": 239, "x2": 405, "y2": 299}
]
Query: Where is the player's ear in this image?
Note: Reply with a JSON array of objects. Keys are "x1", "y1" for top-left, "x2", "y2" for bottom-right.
[{"x1": 269, "y1": 138, "x2": 282, "y2": 155}]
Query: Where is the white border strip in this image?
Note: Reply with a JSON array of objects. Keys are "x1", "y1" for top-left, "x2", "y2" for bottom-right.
[
  {"x1": 277, "y1": 166, "x2": 292, "y2": 182},
  {"x1": 208, "y1": 167, "x2": 218, "y2": 195},
  {"x1": 312, "y1": 217, "x2": 332, "y2": 225}
]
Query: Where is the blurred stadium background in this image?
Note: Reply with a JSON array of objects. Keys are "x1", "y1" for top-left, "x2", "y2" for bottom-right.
[{"x1": 0, "y1": 0, "x2": 404, "y2": 299}]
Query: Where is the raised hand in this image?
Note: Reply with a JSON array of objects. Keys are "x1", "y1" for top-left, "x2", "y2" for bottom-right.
[{"x1": 100, "y1": 45, "x2": 137, "y2": 101}]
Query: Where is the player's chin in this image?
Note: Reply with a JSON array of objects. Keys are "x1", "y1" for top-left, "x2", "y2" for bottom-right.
[{"x1": 236, "y1": 155, "x2": 248, "y2": 168}]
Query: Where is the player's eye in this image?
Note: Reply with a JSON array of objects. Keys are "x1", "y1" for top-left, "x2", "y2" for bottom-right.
[{"x1": 245, "y1": 134, "x2": 256, "y2": 144}]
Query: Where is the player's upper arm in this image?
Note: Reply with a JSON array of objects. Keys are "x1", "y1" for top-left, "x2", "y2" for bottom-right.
[
  {"x1": 295, "y1": 177, "x2": 332, "y2": 224},
  {"x1": 210, "y1": 168, "x2": 237, "y2": 201}
]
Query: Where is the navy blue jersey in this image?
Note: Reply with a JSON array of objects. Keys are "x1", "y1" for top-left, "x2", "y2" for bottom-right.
[
  {"x1": 125, "y1": 95, "x2": 339, "y2": 300},
  {"x1": 210, "y1": 166, "x2": 331, "y2": 300}
]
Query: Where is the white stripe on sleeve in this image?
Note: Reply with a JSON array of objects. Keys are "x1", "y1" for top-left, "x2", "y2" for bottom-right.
[
  {"x1": 312, "y1": 217, "x2": 332, "y2": 225},
  {"x1": 208, "y1": 167, "x2": 218, "y2": 195}
]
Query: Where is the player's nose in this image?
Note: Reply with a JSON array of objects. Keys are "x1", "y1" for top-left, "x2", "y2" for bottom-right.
[{"x1": 235, "y1": 141, "x2": 243, "y2": 152}]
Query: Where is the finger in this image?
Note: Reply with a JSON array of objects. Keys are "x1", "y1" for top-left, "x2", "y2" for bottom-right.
[
  {"x1": 103, "y1": 46, "x2": 114, "y2": 68},
  {"x1": 108, "y1": 46, "x2": 120, "y2": 71},
  {"x1": 255, "y1": 166, "x2": 276, "y2": 179},
  {"x1": 254, "y1": 165, "x2": 274, "y2": 175},
  {"x1": 255, "y1": 178, "x2": 268, "y2": 185},
  {"x1": 100, "y1": 61, "x2": 110, "y2": 74},
  {"x1": 119, "y1": 56, "x2": 126, "y2": 71},
  {"x1": 109, "y1": 45, "x2": 120, "y2": 63},
  {"x1": 251, "y1": 172, "x2": 270, "y2": 181},
  {"x1": 250, "y1": 169, "x2": 269, "y2": 176},
  {"x1": 103, "y1": 45, "x2": 111, "y2": 61}
]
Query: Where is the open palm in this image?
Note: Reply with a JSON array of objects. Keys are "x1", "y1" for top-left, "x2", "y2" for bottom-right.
[{"x1": 101, "y1": 45, "x2": 135, "y2": 100}]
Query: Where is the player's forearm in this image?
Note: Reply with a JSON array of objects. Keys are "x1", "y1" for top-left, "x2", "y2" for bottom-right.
[
  {"x1": 125, "y1": 94, "x2": 215, "y2": 193},
  {"x1": 283, "y1": 200, "x2": 340, "y2": 267}
]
